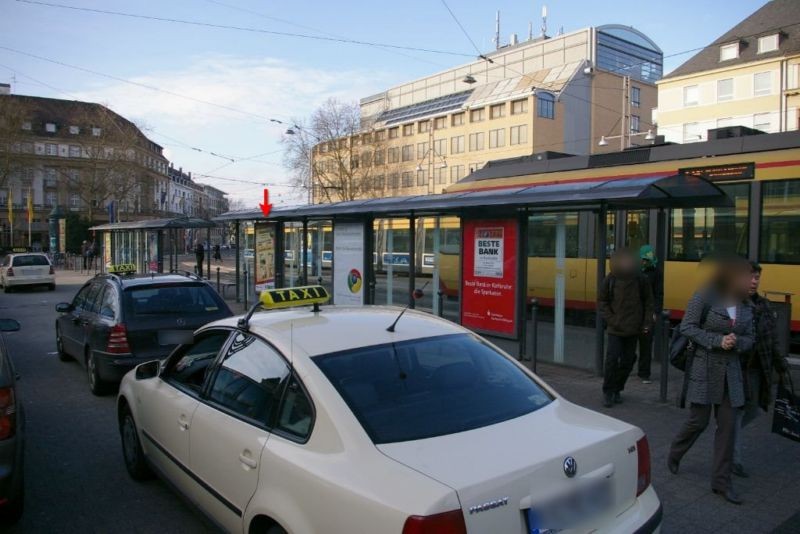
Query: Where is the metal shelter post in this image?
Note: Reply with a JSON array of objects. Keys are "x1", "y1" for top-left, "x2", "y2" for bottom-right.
[
  {"x1": 364, "y1": 217, "x2": 375, "y2": 304},
  {"x1": 206, "y1": 227, "x2": 211, "y2": 279},
  {"x1": 655, "y1": 207, "x2": 669, "y2": 402},
  {"x1": 517, "y1": 209, "x2": 529, "y2": 361},
  {"x1": 595, "y1": 203, "x2": 608, "y2": 376},
  {"x1": 408, "y1": 212, "x2": 416, "y2": 309},
  {"x1": 432, "y1": 216, "x2": 441, "y2": 316},
  {"x1": 275, "y1": 221, "x2": 285, "y2": 289},
  {"x1": 554, "y1": 212, "x2": 566, "y2": 363},
  {"x1": 235, "y1": 220, "x2": 241, "y2": 302},
  {"x1": 302, "y1": 218, "x2": 309, "y2": 285}
]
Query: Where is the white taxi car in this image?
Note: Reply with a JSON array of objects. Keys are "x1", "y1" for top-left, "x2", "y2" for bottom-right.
[
  {"x1": 0, "y1": 252, "x2": 55, "y2": 292},
  {"x1": 117, "y1": 286, "x2": 662, "y2": 534}
]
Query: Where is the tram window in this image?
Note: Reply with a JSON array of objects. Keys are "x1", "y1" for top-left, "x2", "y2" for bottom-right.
[
  {"x1": 760, "y1": 179, "x2": 800, "y2": 264},
  {"x1": 528, "y1": 213, "x2": 579, "y2": 258},
  {"x1": 626, "y1": 210, "x2": 650, "y2": 250},
  {"x1": 669, "y1": 183, "x2": 749, "y2": 261}
]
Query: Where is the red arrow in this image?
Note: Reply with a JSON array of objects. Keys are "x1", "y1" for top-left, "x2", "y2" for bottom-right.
[{"x1": 259, "y1": 188, "x2": 272, "y2": 217}]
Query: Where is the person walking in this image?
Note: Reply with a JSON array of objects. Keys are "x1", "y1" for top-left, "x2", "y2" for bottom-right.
[
  {"x1": 194, "y1": 241, "x2": 205, "y2": 277},
  {"x1": 731, "y1": 261, "x2": 789, "y2": 478},
  {"x1": 598, "y1": 248, "x2": 655, "y2": 407},
  {"x1": 637, "y1": 245, "x2": 663, "y2": 384},
  {"x1": 213, "y1": 243, "x2": 222, "y2": 264},
  {"x1": 80, "y1": 240, "x2": 89, "y2": 271},
  {"x1": 667, "y1": 256, "x2": 754, "y2": 505}
]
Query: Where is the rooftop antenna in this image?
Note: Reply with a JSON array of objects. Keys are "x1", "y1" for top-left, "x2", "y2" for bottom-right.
[
  {"x1": 494, "y1": 10, "x2": 501, "y2": 49},
  {"x1": 541, "y1": 5, "x2": 548, "y2": 39},
  {"x1": 387, "y1": 281, "x2": 429, "y2": 333},
  {"x1": 528, "y1": 21, "x2": 533, "y2": 41}
]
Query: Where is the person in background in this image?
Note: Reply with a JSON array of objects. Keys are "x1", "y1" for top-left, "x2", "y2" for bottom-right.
[
  {"x1": 194, "y1": 241, "x2": 205, "y2": 277},
  {"x1": 667, "y1": 255, "x2": 754, "y2": 505},
  {"x1": 638, "y1": 244, "x2": 663, "y2": 384},
  {"x1": 731, "y1": 261, "x2": 789, "y2": 478},
  {"x1": 598, "y1": 248, "x2": 655, "y2": 407},
  {"x1": 80, "y1": 240, "x2": 89, "y2": 270},
  {"x1": 213, "y1": 243, "x2": 222, "y2": 264}
]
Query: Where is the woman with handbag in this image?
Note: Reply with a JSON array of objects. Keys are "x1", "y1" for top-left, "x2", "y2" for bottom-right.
[{"x1": 667, "y1": 255, "x2": 755, "y2": 505}]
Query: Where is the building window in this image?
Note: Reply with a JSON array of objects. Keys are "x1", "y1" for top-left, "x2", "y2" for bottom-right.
[
  {"x1": 537, "y1": 93, "x2": 555, "y2": 119},
  {"x1": 757, "y1": 34, "x2": 779, "y2": 54},
  {"x1": 450, "y1": 136, "x2": 465, "y2": 154},
  {"x1": 683, "y1": 85, "x2": 699, "y2": 107},
  {"x1": 388, "y1": 173, "x2": 399, "y2": 188},
  {"x1": 69, "y1": 145, "x2": 81, "y2": 158},
  {"x1": 417, "y1": 142, "x2": 428, "y2": 159},
  {"x1": 490, "y1": 103, "x2": 505, "y2": 119},
  {"x1": 401, "y1": 144, "x2": 413, "y2": 162},
  {"x1": 45, "y1": 191, "x2": 57, "y2": 207},
  {"x1": 450, "y1": 165, "x2": 464, "y2": 183},
  {"x1": 374, "y1": 175, "x2": 385, "y2": 190},
  {"x1": 717, "y1": 78, "x2": 734, "y2": 102},
  {"x1": 760, "y1": 179, "x2": 800, "y2": 263},
  {"x1": 470, "y1": 108, "x2": 485, "y2": 122},
  {"x1": 418, "y1": 121, "x2": 430, "y2": 133},
  {"x1": 69, "y1": 125, "x2": 79, "y2": 134},
  {"x1": 630, "y1": 86, "x2": 641, "y2": 108},
  {"x1": 754, "y1": 71, "x2": 771, "y2": 96},
  {"x1": 375, "y1": 130, "x2": 387, "y2": 141},
  {"x1": 489, "y1": 128, "x2": 505, "y2": 148},
  {"x1": 21, "y1": 121, "x2": 31, "y2": 131},
  {"x1": 469, "y1": 132, "x2": 484, "y2": 151},
  {"x1": 719, "y1": 42, "x2": 739, "y2": 61},
  {"x1": 403, "y1": 124, "x2": 414, "y2": 136},
  {"x1": 451, "y1": 112, "x2": 465, "y2": 126},
  {"x1": 373, "y1": 149, "x2": 385, "y2": 165},
  {"x1": 434, "y1": 117, "x2": 447, "y2": 130},
  {"x1": 682, "y1": 122, "x2": 702, "y2": 143},
  {"x1": 91, "y1": 127, "x2": 102, "y2": 136},
  {"x1": 511, "y1": 99, "x2": 528, "y2": 115},
  {"x1": 388, "y1": 147, "x2": 400, "y2": 163},
  {"x1": 435, "y1": 167, "x2": 446, "y2": 184},
  {"x1": 45, "y1": 123, "x2": 56, "y2": 133},
  {"x1": 434, "y1": 139, "x2": 447, "y2": 157},
  {"x1": 630, "y1": 115, "x2": 640, "y2": 134},
  {"x1": 388, "y1": 127, "x2": 399, "y2": 139},
  {"x1": 716, "y1": 117, "x2": 735, "y2": 128},
  {"x1": 45, "y1": 143, "x2": 57, "y2": 156},
  {"x1": 401, "y1": 171, "x2": 413, "y2": 187},
  {"x1": 510, "y1": 125, "x2": 528, "y2": 145},
  {"x1": 70, "y1": 193, "x2": 80, "y2": 208},
  {"x1": 753, "y1": 112, "x2": 774, "y2": 132},
  {"x1": 416, "y1": 169, "x2": 427, "y2": 186}
]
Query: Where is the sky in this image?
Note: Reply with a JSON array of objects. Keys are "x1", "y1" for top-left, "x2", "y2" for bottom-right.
[{"x1": 0, "y1": 0, "x2": 768, "y2": 207}]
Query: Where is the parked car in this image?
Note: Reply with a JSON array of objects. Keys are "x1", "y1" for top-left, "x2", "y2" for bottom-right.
[
  {"x1": 0, "y1": 318, "x2": 23, "y2": 525},
  {"x1": 117, "y1": 286, "x2": 661, "y2": 534},
  {"x1": 1, "y1": 253, "x2": 55, "y2": 292},
  {"x1": 56, "y1": 270, "x2": 233, "y2": 395}
]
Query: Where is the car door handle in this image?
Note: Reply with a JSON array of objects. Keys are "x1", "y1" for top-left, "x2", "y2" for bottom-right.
[
  {"x1": 177, "y1": 416, "x2": 189, "y2": 431},
  {"x1": 239, "y1": 452, "x2": 258, "y2": 469}
]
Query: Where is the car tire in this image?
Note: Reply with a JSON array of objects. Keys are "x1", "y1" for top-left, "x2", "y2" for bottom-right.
[
  {"x1": 265, "y1": 526, "x2": 287, "y2": 534},
  {"x1": 3, "y1": 285, "x2": 11, "y2": 293},
  {"x1": 86, "y1": 350, "x2": 110, "y2": 396},
  {"x1": 120, "y1": 407, "x2": 153, "y2": 481},
  {"x1": 48, "y1": 284, "x2": 56, "y2": 291},
  {"x1": 55, "y1": 325, "x2": 71, "y2": 362}
]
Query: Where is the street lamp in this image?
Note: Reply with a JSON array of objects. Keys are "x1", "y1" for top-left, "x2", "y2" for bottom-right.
[
  {"x1": 598, "y1": 129, "x2": 656, "y2": 148},
  {"x1": 462, "y1": 74, "x2": 477, "y2": 84}
]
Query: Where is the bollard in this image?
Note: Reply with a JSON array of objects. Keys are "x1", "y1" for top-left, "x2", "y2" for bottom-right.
[
  {"x1": 216, "y1": 267, "x2": 221, "y2": 292},
  {"x1": 658, "y1": 309, "x2": 671, "y2": 403},
  {"x1": 437, "y1": 291, "x2": 444, "y2": 318},
  {"x1": 243, "y1": 269, "x2": 248, "y2": 310},
  {"x1": 527, "y1": 299, "x2": 539, "y2": 373}
]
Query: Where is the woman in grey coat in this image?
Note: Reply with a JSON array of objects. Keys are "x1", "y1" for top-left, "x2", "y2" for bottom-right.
[{"x1": 667, "y1": 256, "x2": 754, "y2": 505}]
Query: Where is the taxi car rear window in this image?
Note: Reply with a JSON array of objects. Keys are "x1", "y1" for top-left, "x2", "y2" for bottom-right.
[
  {"x1": 12, "y1": 255, "x2": 49, "y2": 266},
  {"x1": 313, "y1": 333, "x2": 552, "y2": 444},
  {"x1": 124, "y1": 284, "x2": 221, "y2": 316}
]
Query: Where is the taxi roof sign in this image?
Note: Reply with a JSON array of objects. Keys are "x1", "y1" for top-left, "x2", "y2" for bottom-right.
[
  {"x1": 108, "y1": 263, "x2": 137, "y2": 275},
  {"x1": 259, "y1": 285, "x2": 330, "y2": 310}
]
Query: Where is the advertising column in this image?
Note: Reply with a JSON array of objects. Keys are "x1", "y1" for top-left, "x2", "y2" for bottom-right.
[
  {"x1": 333, "y1": 222, "x2": 365, "y2": 306},
  {"x1": 254, "y1": 222, "x2": 276, "y2": 291},
  {"x1": 461, "y1": 219, "x2": 518, "y2": 337}
]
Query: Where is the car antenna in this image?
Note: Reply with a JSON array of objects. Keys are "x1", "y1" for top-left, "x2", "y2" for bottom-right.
[{"x1": 387, "y1": 281, "x2": 428, "y2": 333}]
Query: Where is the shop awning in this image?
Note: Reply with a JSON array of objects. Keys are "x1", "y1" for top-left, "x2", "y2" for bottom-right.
[{"x1": 90, "y1": 216, "x2": 218, "y2": 231}]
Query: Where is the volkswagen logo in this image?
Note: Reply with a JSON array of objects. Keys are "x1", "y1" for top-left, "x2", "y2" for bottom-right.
[{"x1": 563, "y1": 456, "x2": 577, "y2": 478}]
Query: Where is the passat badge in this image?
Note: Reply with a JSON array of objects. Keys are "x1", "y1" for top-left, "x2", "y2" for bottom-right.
[
  {"x1": 468, "y1": 496, "x2": 509, "y2": 514},
  {"x1": 563, "y1": 456, "x2": 577, "y2": 478}
]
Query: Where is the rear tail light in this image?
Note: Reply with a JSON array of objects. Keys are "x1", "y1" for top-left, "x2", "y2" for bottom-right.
[
  {"x1": 403, "y1": 510, "x2": 467, "y2": 534},
  {"x1": 49, "y1": 265, "x2": 55, "y2": 275},
  {"x1": 0, "y1": 388, "x2": 16, "y2": 440},
  {"x1": 636, "y1": 435, "x2": 651, "y2": 497},
  {"x1": 6, "y1": 267, "x2": 13, "y2": 277},
  {"x1": 107, "y1": 324, "x2": 131, "y2": 354}
]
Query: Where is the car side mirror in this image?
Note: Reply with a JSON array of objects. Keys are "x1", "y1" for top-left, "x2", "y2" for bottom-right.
[
  {"x1": 0, "y1": 319, "x2": 20, "y2": 332},
  {"x1": 135, "y1": 360, "x2": 161, "y2": 380},
  {"x1": 55, "y1": 303, "x2": 74, "y2": 313}
]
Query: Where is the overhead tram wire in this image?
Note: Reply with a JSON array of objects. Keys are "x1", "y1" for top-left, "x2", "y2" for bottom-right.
[{"x1": 14, "y1": 0, "x2": 474, "y2": 58}]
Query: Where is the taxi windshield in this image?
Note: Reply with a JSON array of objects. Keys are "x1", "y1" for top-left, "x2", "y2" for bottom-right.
[{"x1": 313, "y1": 333, "x2": 552, "y2": 444}]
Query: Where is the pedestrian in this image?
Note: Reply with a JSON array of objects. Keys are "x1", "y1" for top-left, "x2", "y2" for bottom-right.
[
  {"x1": 667, "y1": 255, "x2": 754, "y2": 505},
  {"x1": 194, "y1": 241, "x2": 205, "y2": 277},
  {"x1": 213, "y1": 243, "x2": 222, "y2": 264},
  {"x1": 731, "y1": 261, "x2": 789, "y2": 478},
  {"x1": 598, "y1": 248, "x2": 655, "y2": 408},
  {"x1": 80, "y1": 240, "x2": 88, "y2": 270},
  {"x1": 637, "y1": 244, "x2": 663, "y2": 384},
  {"x1": 87, "y1": 240, "x2": 96, "y2": 271}
]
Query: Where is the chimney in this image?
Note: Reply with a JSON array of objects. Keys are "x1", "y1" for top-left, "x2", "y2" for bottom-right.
[
  {"x1": 510, "y1": 33, "x2": 519, "y2": 46},
  {"x1": 0, "y1": 83, "x2": 10, "y2": 95}
]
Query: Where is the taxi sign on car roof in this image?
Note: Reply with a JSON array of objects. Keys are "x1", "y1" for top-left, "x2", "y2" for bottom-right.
[
  {"x1": 259, "y1": 285, "x2": 330, "y2": 310},
  {"x1": 108, "y1": 263, "x2": 137, "y2": 275}
]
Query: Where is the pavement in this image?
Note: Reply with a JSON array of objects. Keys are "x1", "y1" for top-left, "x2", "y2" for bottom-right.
[{"x1": 3, "y1": 268, "x2": 799, "y2": 533}]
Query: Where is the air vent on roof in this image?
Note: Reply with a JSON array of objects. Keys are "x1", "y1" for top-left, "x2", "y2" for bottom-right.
[
  {"x1": 707, "y1": 126, "x2": 765, "y2": 140},
  {"x1": 588, "y1": 148, "x2": 651, "y2": 168}
]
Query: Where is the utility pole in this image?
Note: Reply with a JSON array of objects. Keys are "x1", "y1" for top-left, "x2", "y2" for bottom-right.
[
  {"x1": 428, "y1": 118, "x2": 434, "y2": 195},
  {"x1": 621, "y1": 75, "x2": 630, "y2": 151}
]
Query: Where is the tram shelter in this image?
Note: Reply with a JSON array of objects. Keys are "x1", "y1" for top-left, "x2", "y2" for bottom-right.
[
  {"x1": 90, "y1": 216, "x2": 219, "y2": 277},
  {"x1": 216, "y1": 173, "x2": 730, "y2": 380}
]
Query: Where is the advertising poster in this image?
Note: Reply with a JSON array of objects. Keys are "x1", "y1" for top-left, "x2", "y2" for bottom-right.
[
  {"x1": 461, "y1": 219, "x2": 518, "y2": 337},
  {"x1": 333, "y1": 222, "x2": 364, "y2": 306},
  {"x1": 58, "y1": 218, "x2": 66, "y2": 254},
  {"x1": 254, "y1": 222, "x2": 276, "y2": 292},
  {"x1": 103, "y1": 233, "x2": 111, "y2": 269}
]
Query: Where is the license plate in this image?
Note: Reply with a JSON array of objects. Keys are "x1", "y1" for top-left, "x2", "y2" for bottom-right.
[
  {"x1": 526, "y1": 476, "x2": 613, "y2": 533},
  {"x1": 19, "y1": 269, "x2": 35, "y2": 275},
  {"x1": 158, "y1": 330, "x2": 194, "y2": 346}
]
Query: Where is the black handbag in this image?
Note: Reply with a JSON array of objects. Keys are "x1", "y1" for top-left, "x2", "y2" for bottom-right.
[
  {"x1": 771, "y1": 373, "x2": 800, "y2": 443},
  {"x1": 669, "y1": 303, "x2": 710, "y2": 371}
]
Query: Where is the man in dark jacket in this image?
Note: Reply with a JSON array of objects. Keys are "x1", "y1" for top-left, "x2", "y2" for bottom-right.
[
  {"x1": 194, "y1": 241, "x2": 205, "y2": 277},
  {"x1": 731, "y1": 261, "x2": 789, "y2": 477},
  {"x1": 598, "y1": 248, "x2": 655, "y2": 407},
  {"x1": 637, "y1": 244, "x2": 663, "y2": 383}
]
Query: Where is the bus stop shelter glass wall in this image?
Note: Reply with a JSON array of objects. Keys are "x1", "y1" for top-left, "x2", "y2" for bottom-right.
[
  {"x1": 308, "y1": 220, "x2": 333, "y2": 293},
  {"x1": 373, "y1": 218, "x2": 411, "y2": 307}
]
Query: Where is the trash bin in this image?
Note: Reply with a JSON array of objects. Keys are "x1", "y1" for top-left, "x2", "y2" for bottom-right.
[{"x1": 765, "y1": 291, "x2": 793, "y2": 357}]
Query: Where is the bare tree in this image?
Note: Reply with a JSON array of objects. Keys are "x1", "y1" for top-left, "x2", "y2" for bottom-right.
[
  {"x1": 0, "y1": 96, "x2": 28, "y2": 191},
  {"x1": 281, "y1": 98, "x2": 386, "y2": 204}
]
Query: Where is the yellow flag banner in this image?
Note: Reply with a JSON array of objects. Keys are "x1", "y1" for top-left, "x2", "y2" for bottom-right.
[
  {"x1": 27, "y1": 188, "x2": 33, "y2": 224},
  {"x1": 6, "y1": 190, "x2": 12, "y2": 227}
]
